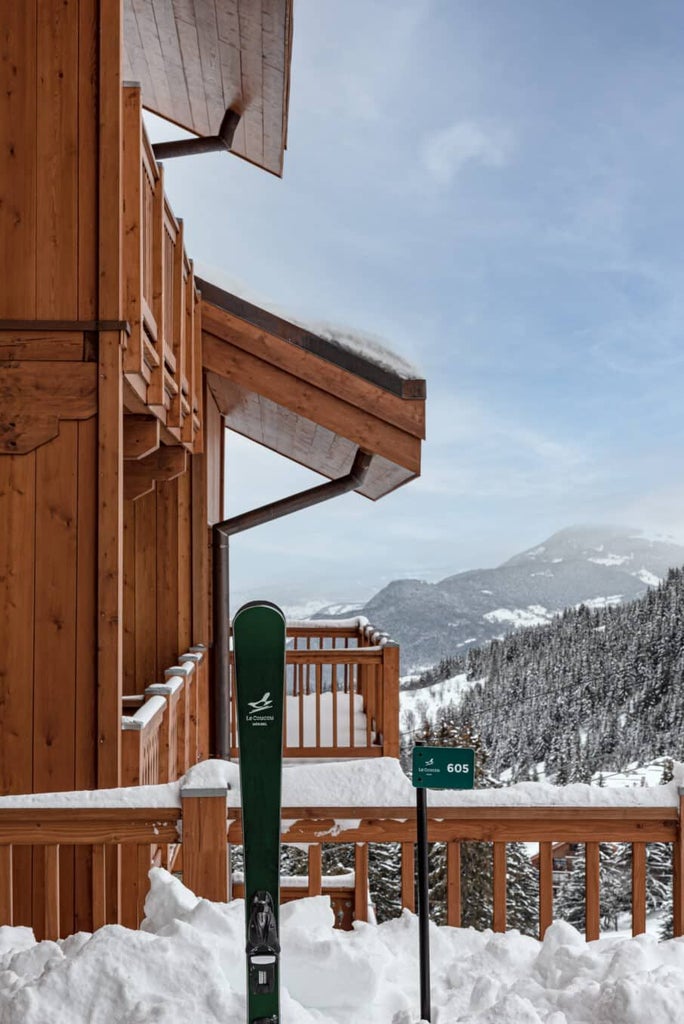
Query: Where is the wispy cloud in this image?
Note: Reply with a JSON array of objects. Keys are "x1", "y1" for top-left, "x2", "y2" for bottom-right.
[
  {"x1": 417, "y1": 394, "x2": 594, "y2": 499},
  {"x1": 421, "y1": 121, "x2": 513, "y2": 185}
]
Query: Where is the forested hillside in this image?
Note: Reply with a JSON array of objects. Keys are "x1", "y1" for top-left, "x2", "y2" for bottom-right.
[{"x1": 417, "y1": 567, "x2": 684, "y2": 783}]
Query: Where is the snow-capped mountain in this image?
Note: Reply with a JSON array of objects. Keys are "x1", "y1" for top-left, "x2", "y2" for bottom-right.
[{"x1": 314, "y1": 525, "x2": 684, "y2": 671}]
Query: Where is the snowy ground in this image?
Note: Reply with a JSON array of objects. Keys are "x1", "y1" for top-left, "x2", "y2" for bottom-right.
[{"x1": 2, "y1": 869, "x2": 684, "y2": 1023}]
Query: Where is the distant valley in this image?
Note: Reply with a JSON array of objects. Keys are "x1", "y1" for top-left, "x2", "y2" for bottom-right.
[{"x1": 312, "y1": 525, "x2": 684, "y2": 672}]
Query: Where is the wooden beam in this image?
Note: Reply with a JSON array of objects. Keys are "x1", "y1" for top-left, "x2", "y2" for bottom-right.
[
  {"x1": 201, "y1": 299, "x2": 426, "y2": 437},
  {"x1": 97, "y1": 0, "x2": 124, "y2": 795},
  {"x1": 225, "y1": 806, "x2": 678, "y2": 845},
  {"x1": 631, "y1": 842, "x2": 646, "y2": 937},
  {"x1": 585, "y1": 842, "x2": 600, "y2": 941},
  {"x1": 538, "y1": 842, "x2": 553, "y2": 939},
  {"x1": 123, "y1": 414, "x2": 160, "y2": 459},
  {"x1": 124, "y1": 446, "x2": 187, "y2": 502},
  {"x1": 0, "y1": 332, "x2": 84, "y2": 360},
  {"x1": 202, "y1": 334, "x2": 421, "y2": 475},
  {"x1": 492, "y1": 843, "x2": 507, "y2": 932}
]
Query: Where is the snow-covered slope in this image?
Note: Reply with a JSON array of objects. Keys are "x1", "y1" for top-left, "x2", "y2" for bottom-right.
[{"x1": 316, "y1": 526, "x2": 684, "y2": 671}]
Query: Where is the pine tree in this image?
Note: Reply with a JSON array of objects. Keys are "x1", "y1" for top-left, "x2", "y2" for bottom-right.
[
  {"x1": 506, "y1": 843, "x2": 539, "y2": 935},
  {"x1": 414, "y1": 712, "x2": 539, "y2": 933},
  {"x1": 369, "y1": 842, "x2": 403, "y2": 923},
  {"x1": 556, "y1": 843, "x2": 625, "y2": 932}
]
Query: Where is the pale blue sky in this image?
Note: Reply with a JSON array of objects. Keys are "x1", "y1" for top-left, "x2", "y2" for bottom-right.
[{"x1": 153, "y1": 0, "x2": 684, "y2": 609}]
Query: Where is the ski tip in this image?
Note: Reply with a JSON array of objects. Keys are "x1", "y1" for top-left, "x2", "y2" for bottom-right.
[{"x1": 233, "y1": 600, "x2": 286, "y2": 624}]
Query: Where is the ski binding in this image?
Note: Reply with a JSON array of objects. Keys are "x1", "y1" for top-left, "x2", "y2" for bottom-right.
[{"x1": 247, "y1": 891, "x2": 280, "y2": 997}]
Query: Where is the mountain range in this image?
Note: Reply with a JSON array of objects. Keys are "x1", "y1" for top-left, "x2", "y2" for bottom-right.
[{"x1": 314, "y1": 525, "x2": 684, "y2": 672}]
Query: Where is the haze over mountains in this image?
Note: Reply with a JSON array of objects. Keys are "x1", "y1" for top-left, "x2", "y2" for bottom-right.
[{"x1": 314, "y1": 526, "x2": 684, "y2": 672}]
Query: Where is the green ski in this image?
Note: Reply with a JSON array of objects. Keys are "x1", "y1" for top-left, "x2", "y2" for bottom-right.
[{"x1": 233, "y1": 601, "x2": 286, "y2": 1024}]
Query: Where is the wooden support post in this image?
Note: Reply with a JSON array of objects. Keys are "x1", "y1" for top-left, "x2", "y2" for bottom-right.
[
  {"x1": 308, "y1": 845, "x2": 322, "y2": 897},
  {"x1": 674, "y1": 789, "x2": 684, "y2": 937},
  {"x1": 0, "y1": 846, "x2": 13, "y2": 925},
  {"x1": 354, "y1": 844, "x2": 369, "y2": 923},
  {"x1": 446, "y1": 840, "x2": 461, "y2": 927},
  {"x1": 97, "y1": 0, "x2": 124, "y2": 792},
  {"x1": 121, "y1": 727, "x2": 143, "y2": 787},
  {"x1": 181, "y1": 787, "x2": 228, "y2": 902},
  {"x1": 179, "y1": 651, "x2": 203, "y2": 764},
  {"x1": 166, "y1": 664, "x2": 193, "y2": 774},
  {"x1": 137, "y1": 843, "x2": 152, "y2": 921},
  {"x1": 538, "y1": 841, "x2": 553, "y2": 939},
  {"x1": 44, "y1": 845, "x2": 60, "y2": 940},
  {"x1": 92, "y1": 844, "x2": 106, "y2": 930},
  {"x1": 585, "y1": 842, "x2": 600, "y2": 941},
  {"x1": 492, "y1": 842, "x2": 506, "y2": 932},
  {"x1": 189, "y1": 647, "x2": 208, "y2": 762},
  {"x1": 401, "y1": 842, "x2": 415, "y2": 912},
  {"x1": 380, "y1": 643, "x2": 400, "y2": 758},
  {"x1": 631, "y1": 842, "x2": 646, "y2": 937},
  {"x1": 120, "y1": 845, "x2": 138, "y2": 929}
]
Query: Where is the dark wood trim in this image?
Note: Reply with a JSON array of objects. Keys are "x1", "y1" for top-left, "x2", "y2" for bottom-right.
[
  {"x1": 0, "y1": 319, "x2": 130, "y2": 333},
  {"x1": 197, "y1": 278, "x2": 425, "y2": 401}
]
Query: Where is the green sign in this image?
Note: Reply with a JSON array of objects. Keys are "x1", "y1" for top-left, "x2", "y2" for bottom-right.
[{"x1": 412, "y1": 746, "x2": 475, "y2": 789}]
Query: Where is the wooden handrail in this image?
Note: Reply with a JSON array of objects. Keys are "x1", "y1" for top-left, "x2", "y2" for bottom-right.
[
  {"x1": 225, "y1": 805, "x2": 678, "y2": 844},
  {"x1": 0, "y1": 807, "x2": 180, "y2": 845},
  {"x1": 287, "y1": 647, "x2": 383, "y2": 665}
]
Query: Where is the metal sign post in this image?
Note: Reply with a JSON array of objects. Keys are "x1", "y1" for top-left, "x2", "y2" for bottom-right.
[{"x1": 412, "y1": 745, "x2": 475, "y2": 1023}]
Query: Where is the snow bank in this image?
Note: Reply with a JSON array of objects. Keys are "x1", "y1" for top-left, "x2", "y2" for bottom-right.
[{"x1": 2, "y1": 870, "x2": 684, "y2": 1022}]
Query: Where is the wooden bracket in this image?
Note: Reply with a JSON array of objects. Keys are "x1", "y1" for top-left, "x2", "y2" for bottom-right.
[
  {"x1": 124, "y1": 445, "x2": 187, "y2": 501},
  {"x1": 0, "y1": 362, "x2": 97, "y2": 454},
  {"x1": 123, "y1": 415, "x2": 160, "y2": 460}
]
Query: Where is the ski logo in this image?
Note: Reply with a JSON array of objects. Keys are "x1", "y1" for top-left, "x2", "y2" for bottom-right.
[
  {"x1": 248, "y1": 692, "x2": 273, "y2": 713},
  {"x1": 246, "y1": 690, "x2": 276, "y2": 726}
]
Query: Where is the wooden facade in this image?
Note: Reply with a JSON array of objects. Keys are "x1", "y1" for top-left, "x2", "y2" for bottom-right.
[
  {"x1": 0, "y1": 0, "x2": 426, "y2": 934},
  {"x1": 0, "y1": 2, "x2": 681, "y2": 946}
]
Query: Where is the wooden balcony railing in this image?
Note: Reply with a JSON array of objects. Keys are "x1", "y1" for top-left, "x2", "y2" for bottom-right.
[
  {"x1": 228, "y1": 797, "x2": 684, "y2": 940},
  {"x1": 229, "y1": 619, "x2": 400, "y2": 759},
  {"x1": 2, "y1": 780, "x2": 683, "y2": 941},
  {"x1": 122, "y1": 84, "x2": 203, "y2": 451},
  {"x1": 121, "y1": 646, "x2": 207, "y2": 786}
]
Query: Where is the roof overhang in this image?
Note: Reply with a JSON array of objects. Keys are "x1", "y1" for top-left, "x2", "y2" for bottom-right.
[
  {"x1": 199, "y1": 280, "x2": 426, "y2": 501},
  {"x1": 123, "y1": 0, "x2": 293, "y2": 177}
]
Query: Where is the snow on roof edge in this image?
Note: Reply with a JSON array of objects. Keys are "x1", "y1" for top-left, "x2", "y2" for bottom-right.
[{"x1": 195, "y1": 261, "x2": 424, "y2": 382}]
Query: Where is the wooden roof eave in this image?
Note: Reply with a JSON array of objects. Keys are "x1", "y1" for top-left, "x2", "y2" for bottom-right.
[
  {"x1": 199, "y1": 289, "x2": 426, "y2": 502},
  {"x1": 123, "y1": 0, "x2": 293, "y2": 178}
]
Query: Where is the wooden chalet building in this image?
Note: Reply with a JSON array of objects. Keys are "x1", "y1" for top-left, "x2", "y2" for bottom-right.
[
  {"x1": 0, "y1": 0, "x2": 426, "y2": 933},
  {"x1": 3, "y1": 1, "x2": 684, "y2": 950}
]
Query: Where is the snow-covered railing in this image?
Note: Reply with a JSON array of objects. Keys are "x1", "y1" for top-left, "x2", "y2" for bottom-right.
[
  {"x1": 0, "y1": 769, "x2": 225, "y2": 940},
  {"x1": 121, "y1": 645, "x2": 207, "y2": 786},
  {"x1": 225, "y1": 801, "x2": 684, "y2": 939},
  {"x1": 230, "y1": 621, "x2": 399, "y2": 759},
  {"x1": 0, "y1": 804, "x2": 181, "y2": 939},
  {"x1": 2, "y1": 760, "x2": 683, "y2": 943}
]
